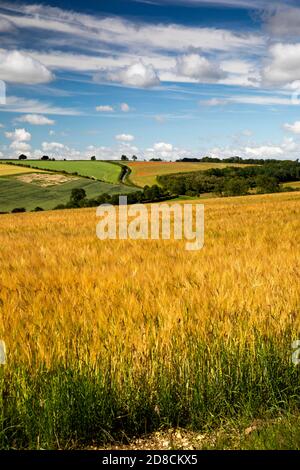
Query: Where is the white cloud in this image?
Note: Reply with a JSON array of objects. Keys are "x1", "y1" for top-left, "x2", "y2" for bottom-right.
[
  {"x1": 115, "y1": 134, "x2": 135, "y2": 142},
  {"x1": 284, "y1": 121, "x2": 300, "y2": 134},
  {"x1": 153, "y1": 142, "x2": 173, "y2": 152},
  {"x1": 1, "y1": 4, "x2": 263, "y2": 53},
  {"x1": 244, "y1": 145, "x2": 283, "y2": 158},
  {"x1": 49, "y1": 130, "x2": 55, "y2": 136},
  {"x1": 5, "y1": 128, "x2": 31, "y2": 142},
  {"x1": 42, "y1": 142, "x2": 66, "y2": 152},
  {"x1": 201, "y1": 94, "x2": 296, "y2": 106},
  {"x1": 120, "y1": 103, "x2": 130, "y2": 112},
  {"x1": 207, "y1": 137, "x2": 300, "y2": 160},
  {"x1": 0, "y1": 123, "x2": 4, "y2": 128},
  {"x1": 0, "y1": 96, "x2": 81, "y2": 116},
  {"x1": 176, "y1": 54, "x2": 225, "y2": 82},
  {"x1": 96, "y1": 105, "x2": 114, "y2": 112},
  {"x1": 263, "y1": 43, "x2": 300, "y2": 86},
  {"x1": 107, "y1": 60, "x2": 160, "y2": 88},
  {"x1": 0, "y1": 50, "x2": 53, "y2": 84},
  {"x1": 136, "y1": 0, "x2": 268, "y2": 7},
  {"x1": 10, "y1": 141, "x2": 31, "y2": 152},
  {"x1": 16, "y1": 114, "x2": 55, "y2": 125},
  {"x1": 145, "y1": 142, "x2": 192, "y2": 160},
  {"x1": 5, "y1": 127, "x2": 32, "y2": 155}
]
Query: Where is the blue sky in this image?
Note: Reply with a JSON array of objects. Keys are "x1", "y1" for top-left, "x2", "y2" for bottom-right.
[{"x1": 1, "y1": 0, "x2": 300, "y2": 160}]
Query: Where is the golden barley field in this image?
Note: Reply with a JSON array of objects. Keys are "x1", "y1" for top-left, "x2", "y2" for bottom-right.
[
  {"x1": 0, "y1": 191, "x2": 299, "y2": 448},
  {"x1": 0, "y1": 163, "x2": 45, "y2": 176},
  {"x1": 126, "y1": 161, "x2": 248, "y2": 187}
]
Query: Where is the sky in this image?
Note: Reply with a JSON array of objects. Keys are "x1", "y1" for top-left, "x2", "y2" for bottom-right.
[{"x1": 1, "y1": 0, "x2": 300, "y2": 160}]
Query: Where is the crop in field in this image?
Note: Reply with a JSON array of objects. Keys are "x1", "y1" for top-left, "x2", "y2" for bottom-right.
[
  {"x1": 0, "y1": 191, "x2": 299, "y2": 449},
  {"x1": 3, "y1": 160, "x2": 122, "y2": 184},
  {"x1": 126, "y1": 161, "x2": 249, "y2": 187},
  {"x1": 283, "y1": 181, "x2": 300, "y2": 189},
  {"x1": 0, "y1": 176, "x2": 136, "y2": 212},
  {"x1": 0, "y1": 164, "x2": 45, "y2": 176}
]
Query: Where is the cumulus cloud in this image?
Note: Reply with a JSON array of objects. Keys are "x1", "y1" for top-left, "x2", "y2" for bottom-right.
[
  {"x1": 266, "y1": 6, "x2": 300, "y2": 37},
  {"x1": 284, "y1": 121, "x2": 300, "y2": 134},
  {"x1": 107, "y1": 61, "x2": 160, "y2": 88},
  {"x1": 115, "y1": 133, "x2": 135, "y2": 142},
  {"x1": 120, "y1": 103, "x2": 130, "y2": 112},
  {"x1": 5, "y1": 128, "x2": 31, "y2": 142},
  {"x1": 262, "y1": 43, "x2": 300, "y2": 86},
  {"x1": 207, "y1": 137, "x2": 299, "y2": 160},
  {"x1": 5, "y1": 127, "x2": 32, "y2": 154},
  {"x1": 16, "y1": 114, "x2": 55, "y2": 125},
  {"x1": 244, "y1": 145, "x2": 283, "y2": 158},
  {"x1": 42, "y1": 141, "x2": 66, "y2": 152},
  {"x1": 153, "y1": 142, "x2": 173, "y2": 152},
  {"x1": 10, "y1": 141, "x2": 31, "y2": 152},
  {"x1": 0, "y1": 50, "x2": 53, "y2": 84},
  {"x1": 145, "y1": 142, "x2": 192, "y2": 160},
  {"x1": 96, "y1": 105, "x2": 114, "y2": 112},
  {"x1": 176, "y1": 54, "x2": 225, "y2": 82}
]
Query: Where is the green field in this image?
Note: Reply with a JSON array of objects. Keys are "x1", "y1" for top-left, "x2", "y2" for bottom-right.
[
  {"x1": 0, "y1": 176, "x2": 135, "y2": 212},
  {"x1": 283, "y1": 181, "x2": 300, "y2": 189},
  {"x1": 3, "y1": 160, "x2": 122, "y2": 184}
]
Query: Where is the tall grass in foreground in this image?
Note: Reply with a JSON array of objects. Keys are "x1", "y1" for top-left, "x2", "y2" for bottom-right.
[{"x1": 0, "y1": 192, "x2": 299, "y2": 448}]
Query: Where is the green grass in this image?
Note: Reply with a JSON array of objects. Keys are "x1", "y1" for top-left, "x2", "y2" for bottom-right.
[
  {"x1": 0, "y1": 176, "x2": 136, "y2": 212},
  {"x1": 0, "y1": 334, "x2": 299, "y2": 449},
  {"x1": 283, "y1": 181, "x2": 300, "y2": 189},
  {"x1": 201, "y1": 414, "x2": 300, "y2": 450},
  {"x1": 3, "y1": 160, "x2": 122, "y2": 184}
]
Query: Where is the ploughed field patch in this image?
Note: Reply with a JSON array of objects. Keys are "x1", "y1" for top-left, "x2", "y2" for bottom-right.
[{"x1": 15, "y1": 172, "x2": 79, "y2": 187}]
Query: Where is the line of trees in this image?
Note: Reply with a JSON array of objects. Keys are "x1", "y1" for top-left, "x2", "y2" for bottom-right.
[
  {"x1": 176, "y1": 156, "x2": 299, "y2": 165},
  {"x1": 158, "y1": 161, "x2": 300, "y2": 197},
  {"x1": 53, "y1": 184, "x2": 174, "y2": 210}
]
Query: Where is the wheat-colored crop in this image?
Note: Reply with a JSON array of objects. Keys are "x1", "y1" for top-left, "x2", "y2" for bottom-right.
[{"x1": 0, "y1": 191, "x2": 299, "y2": 448}]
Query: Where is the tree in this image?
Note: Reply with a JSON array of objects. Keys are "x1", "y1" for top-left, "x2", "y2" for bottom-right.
[
  {"x1": 255, "y1": 175, "x2": 280, "y2": 194},
  {"x1": 41, "y1": 155, "x2": 49, "y2": 160},
  {"x1": 132, "y1": 155, "x2": 137, "y2": 161},
  {"x1": 91, "y1": 156, "x2": 96, "y2": 161},
  {"x1": 12, "y1": 207, "x2": 26, "y2": 213},
  {"x1": 224, "y1": 178, "x2": 249, "y2": 196},
  {"x1": 121, "y1": 155, "x2": 129, "y2": 161},
  {"x1": 18, "y1": 154, "x2": 27, "y2": 160},
  {"x1": 70, "y1": 188, "x2": 86, "y2": 205}
]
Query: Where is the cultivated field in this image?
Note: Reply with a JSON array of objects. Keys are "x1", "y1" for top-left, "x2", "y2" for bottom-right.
[
  {"x1": 0, "y1": 191, "x2": 299, "y2": 449},
  {"x1": 3, "y1": 160, "x2": 122, "y2": 184},
  {"x1": 126, "y1": 161, "x2": 247, "y2": 187},
  {"x1": 283, "y1": 181, "x2": 300, "y2": 189},
  {"x1": 0, "y1": 163, "x2": 45, "y2": 176},
  {"x1": 0, "y1": 176, "x2": 135, "y2": 212}
]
